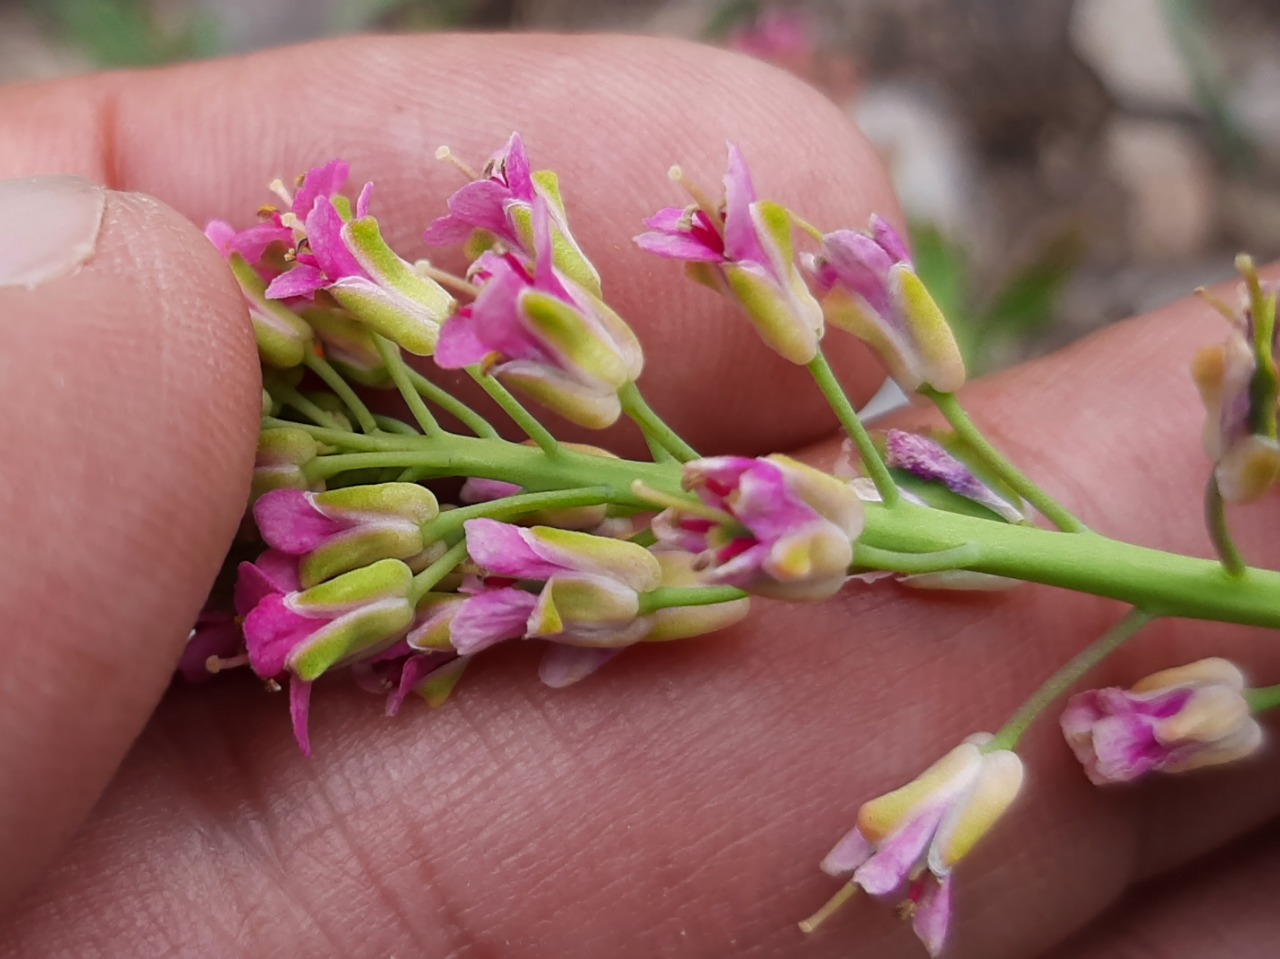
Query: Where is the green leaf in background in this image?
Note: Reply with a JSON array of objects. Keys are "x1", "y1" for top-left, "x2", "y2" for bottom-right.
[{"x1": 33, "y1": 0, "x2": 220, "y2": 67}]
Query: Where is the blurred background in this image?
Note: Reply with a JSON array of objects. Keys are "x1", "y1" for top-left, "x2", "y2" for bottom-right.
[{"x1": 2, "y1": 0, "x2": 1278, "y2": 373}]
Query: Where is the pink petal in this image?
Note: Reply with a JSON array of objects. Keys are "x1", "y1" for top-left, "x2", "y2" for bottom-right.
[
  {"x1": 448, "y1": 587, "x2": 538, "y2": 655},
  {"x1": 460, "y1": 477, "x2": 524, "y2": 503},
  {"x1": 234, "y1": 551, "x2": 301, "y2": 617},
  {"x1": 721, "y1": 143, "x2": 767, "y2": 266},
  {"x1": 500, "y1": 132, "x2": 534, "y2": 198},
  {"x1": 265, "y1": 264, "x2": 327, "y2": 300},
  {"x1": 819, "y1": 826, "x2": 874, "y2": 877},
  {"x1": 204, "y1": 220, "x2": 236, "y2": 253},
  {"x1": 634, "y1": 229, "x2": 726, "y2": 262},
  {"x1": 290, "y1": 678, "x2": 314, "y2": 757},
  {"x1": 434, "y1": 310, "x2": 496, "y2": 369},
  {"x1": 538, "y1": 644, "x2": 621, "y2": 688},
  {"x1": 464, "y1": 518, "x2": 568, "y2": 580},
  {"x1": 386, "y1": 652, "x2": 455, "y2": 716},
  {"x1": 229, "y1": 221, "x2": 294, "y2": 263},
  {"x1": 305, "y1": 198, "x2": 365, "y2": 282},
  {"x1": 254, "y1": 490, "x2": 346, "y2": 554},
  {"x1": 293, "y1": 160, "x2": 350, "y2": 217},
  {"x1": 870, "y1": 214, "x2": 910, "y2": 264},
  {"x1": 853, "y1": 807, "x2": 944, "y2": 897},
  {"x1": 242, "y1": 593, "x2": 323, "y2": 677},
  {"x1": 355, "y1": 182, "x2": 374, "y2": 220},
  {"x1": 912, "y1": 877, "x2": 953, "y2": 958}
]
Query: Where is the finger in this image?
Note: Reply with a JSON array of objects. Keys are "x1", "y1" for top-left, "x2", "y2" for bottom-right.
[
  {"x1": 1048, "y1": 822, "x2": 1280, "y2": 959},
  {"x1": 0, "y1": 34, "x2": 897, "y2": 455},
  {"x1": 4, "y1": 269, "x2": 1280, "y2": 957},
  {"x1": 0, "y1": 179, "x2": 259, "y2": 906}
]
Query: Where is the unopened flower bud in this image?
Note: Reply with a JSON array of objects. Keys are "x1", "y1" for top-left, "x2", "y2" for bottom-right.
[
  {"x1": 1061, "y1": 657, "x2": 1264, "y2": 784},
  {"x1": 635, "y1": 145, "x2": 824, "y2": 364},
  {"x1": 252, "y1": 428, "x2": 319, "y2": 501},
  {"x1": 805, "y1": 736, "x2": 1023, "y2": 956},
  {"x1": 255, "y1": 483, "x2": 440, "y2": 588},
  {"x1": 226, "y1": 252, "x2": 314, "y2": 368},
  {"x1": 808, "y1": 216, "x2": 965, "y2": 394},
  {"x1": 651, "y1": 454, "x2": 863, "y2": 601}
]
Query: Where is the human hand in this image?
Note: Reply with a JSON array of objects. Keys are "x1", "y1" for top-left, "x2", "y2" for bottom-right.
[{"x1": 0, "y1": 34, "x2": 1275, "y2": 959}]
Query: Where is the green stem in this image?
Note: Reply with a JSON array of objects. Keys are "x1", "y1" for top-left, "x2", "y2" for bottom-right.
[
  {"x1": 375, "y1": 336, "x2": 441, "y2": 436},
  {"x1": 419, "y1": 486, "x2": 619, "y2": 541},
  {"x1": 989, "y1": 608, "x2": 1155, "y2": 751},
  {"x1": 409, "y1": 539, "x2": 470, "y2": 605},
  {"x1": 273, "y1": 385, "x2": 345, "y2": 430},
  {"x1": 925, "y1": 389, "x2": 1085, "y2": 533},
  {"x1": 373, "y1": 415, "x2": 421, "y2": 437},
  {"x1": 305, "y1": 352, "x2": 379, "y2": 434},
  {"x1": 807, "y1": 350, "x2": 900, "y2": 506},
  {"x1": 406, "y1": 369, "x2": 498, "y2": 438},
  {"x1": 1245, "y1": 683, "x2": 1280, "y2": 713},
  {"x1": 618, "y1": 382, "x2": 700, "y2": 462},
  {"x1": 853, "y1": 543, "x2": 981, "y2": 575},
  {"x1": 292, "y1": 430, "x2": 1280, "y2": 629},
  {"x1": 467, "y1": 367, "x2": 560, "y2": 454},
  {"x1": 1205, "y1": 477, "x2": 1246, "y2": 577},
  {"x1": 638, "y1": 585, "x2": 748, "y2": 614},
  {"x1": 262, "y1": 418, "x2": 407, "y2": 451}
]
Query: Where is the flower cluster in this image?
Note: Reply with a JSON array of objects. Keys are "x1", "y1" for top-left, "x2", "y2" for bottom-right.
[{"x1": 176, "y1": 133, "x2": 1280, "y2": 958}]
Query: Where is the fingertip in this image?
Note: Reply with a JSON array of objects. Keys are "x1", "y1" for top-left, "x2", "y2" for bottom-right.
[{"x1": 0, "y1": 186, "x2": 259, "y2": 902}]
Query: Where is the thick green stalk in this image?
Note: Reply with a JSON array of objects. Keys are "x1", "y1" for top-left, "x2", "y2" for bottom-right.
[
  {"x1": 299, "y1": 431, "x2": 1280, "y2": 629},
  {"x1": 988, "y1": 608, "x2": 1155, "y2": 751},
  {"x1": 924, "y1": 388, "x2": 1085, "y2": 533},
  {"x1": 419, "y1": 487, "x2": 619, "y2": 542},
  {"x1": 806, "y1": 350, "x2": 900, "y2": 506}
]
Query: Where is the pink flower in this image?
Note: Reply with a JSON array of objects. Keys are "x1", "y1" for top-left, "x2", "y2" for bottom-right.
[
  {"x1": 635, "y1": 144, "x2": 824, "y2": 364},
  {"x1": 808, "y1": 216, "x2": 965, "y2": 394},
  {"x1": 206, "y1": 160, "x2": 353, "y2": 276},
  {"x1": 1061, "y1": 657, "x2": 1264, "y2": 784},
  {"x1": 254, "y1": 483, "x2": 439, "y2": 588},
  {"x1": 442, "y1": 519, "x2": 662, "y2": 669},
  {"x1": 237, "y1": 554, "x2": 416, "y2": 754},
  {"x1": 424, "y1": 133, "x2": 600, "y2": 292},
  {"x1": 804, "y1": 737, "x2": 1024, "y2": 956},
  {"x1": 728, "y1": 10, "x2": 814, "y2": 61},
  {"x1": 435, "y1": 199, "x2": 643, "y2": 428},
  {"x1": 652, "y1": 454, "x2": 863, "y2": 600}
]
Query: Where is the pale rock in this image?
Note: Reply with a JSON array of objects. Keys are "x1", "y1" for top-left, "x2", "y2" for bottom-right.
[
  {"x1": 1072, "y1": 0, "x2": 1198, "y2": 112},
  {"x1": 1106, "y1": 118, "x2": 1216, "y2": 261}
]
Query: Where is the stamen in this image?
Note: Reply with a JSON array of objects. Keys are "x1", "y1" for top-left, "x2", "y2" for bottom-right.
[
  {"x1": 1195, "y1": 287, "x2": 1239, "y2": 323},
  {"x1": 413, "y1": 259, "x2": 480, "y2": 297},
  {"x1": 798, "y1": 881, "x2": 859, "y2": 933},
  {"x1": 668, "y1": 165, "x2": 722, "y2": 225},
  {"x1": 264, "y1": 678, "x2": 283, "y2": 693},
  {"x1": 435, "y1": 145, "x2": 480, "y2": 181},
  {"x1": 268, "y1": 178, "x2": 294, "y2": 208},
  {"x1": 206, "y1": 654, "x2": 250, "y2": 674}
]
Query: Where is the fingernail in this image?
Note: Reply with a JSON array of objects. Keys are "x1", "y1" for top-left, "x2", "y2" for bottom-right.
[{"x1": 0, "y1": 176, "x2": 106, "y2": 290}]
